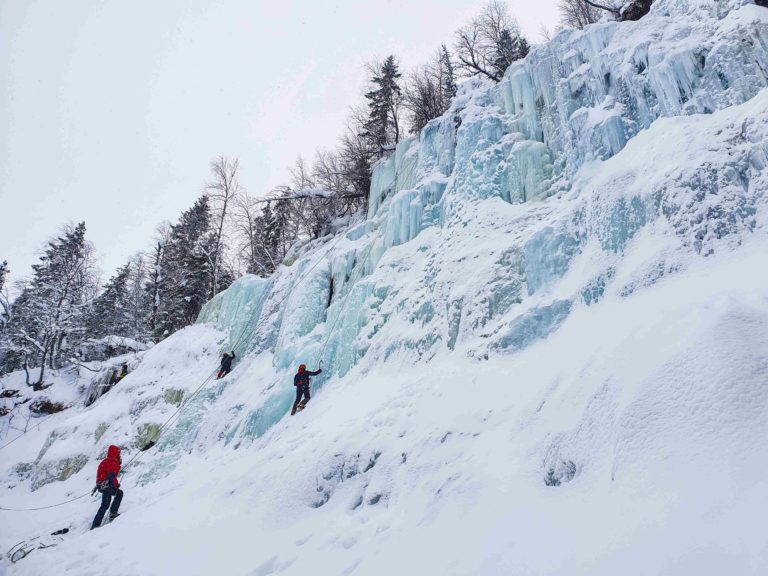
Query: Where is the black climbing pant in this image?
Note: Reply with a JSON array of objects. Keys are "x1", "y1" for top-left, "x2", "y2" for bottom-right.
[
  {"x1": 91, "y1": 487, "x2": 123, "y2": 529},
  {"x1": 292, "y1": 384, "x2": 311, "y2": 414}
]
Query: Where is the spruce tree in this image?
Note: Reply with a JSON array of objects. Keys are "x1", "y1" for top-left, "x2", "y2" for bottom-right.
[
  {"x1": 272, "y1": 198, "x2": 293, "y2": 261},
  {"x1": 440, "y1": 44, "x2": 458, "y2": 104},
  {"x1": 87, "y1": 263, "x2": 133, "y2": 339},
  {"x1": 493, "y1": 28, "x2": 529, "y2": 78},
  {"x1": 363, "y1": 55, "x2": 402, "y2": 156},
  {"x1": 153, "y1": 197, "x2": 213, "y2": 340},
  {"x1": 6, "y1": 223, "x2": 96, "y2": 385},
  {"x1": 144, "y1": 241, "x2": 164, "y2": 338},
  {"x1": 251, "y1": 203, "x2": 279, "y2": 275},
  {"x1": 0, "y1": 260, "x2": 8, "y2": 328},
  {"x1": 0, "y1": 261, "x2": 10, "y2": 373}
]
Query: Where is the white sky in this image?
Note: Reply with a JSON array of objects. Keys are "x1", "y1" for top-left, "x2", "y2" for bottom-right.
[{"x1": 0, "y1": 0, "x2": 561, "y2": 288}]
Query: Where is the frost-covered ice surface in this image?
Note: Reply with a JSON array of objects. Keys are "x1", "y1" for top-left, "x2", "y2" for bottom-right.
[{"x1": 3, "y1": 1, "x2": 768, "y2": 574}]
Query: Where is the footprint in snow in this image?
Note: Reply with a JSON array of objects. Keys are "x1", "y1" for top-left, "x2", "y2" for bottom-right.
[{"x1": 295, "y1": 534, "x2": 312, "y2": 546}]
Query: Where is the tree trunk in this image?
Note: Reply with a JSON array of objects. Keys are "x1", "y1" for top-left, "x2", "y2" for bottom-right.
[
  {"x1": 23, "y1": 354, "x2": 31, "y2": 387},
  {"x1": 35, "y1": 348, "x2": 47, "y2": 388},
  {"x1": 208, "y1": 157, "x2": 239, "y2": 298}
]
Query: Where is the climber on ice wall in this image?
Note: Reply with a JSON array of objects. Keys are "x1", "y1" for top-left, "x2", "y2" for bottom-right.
[
  {"x1": 217, "y1": 351, "x2": 236, "y2": 379},
  {"x1": 291, "y1": 364, "x2": 322, "y2": 415}
]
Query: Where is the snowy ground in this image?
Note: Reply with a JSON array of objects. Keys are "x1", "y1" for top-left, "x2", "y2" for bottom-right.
[{"x1": 2, "y1": 236, "x2": 767, "y2": 575}]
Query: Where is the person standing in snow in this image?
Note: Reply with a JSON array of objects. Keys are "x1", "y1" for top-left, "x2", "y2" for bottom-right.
[
  {"x1": 91, "y1": 445, "x2": 123, "y2": 529},
  {"x1": 217, "y1": 351, "x2": 236, "y2": 379},
  {"x1": 291, "y1": 364, "x2": 322, "y2": 415}
]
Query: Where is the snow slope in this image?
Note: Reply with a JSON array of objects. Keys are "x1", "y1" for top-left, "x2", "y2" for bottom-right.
[{"x1": 2, "y1": 1, "x2": 768, "y2": 574}]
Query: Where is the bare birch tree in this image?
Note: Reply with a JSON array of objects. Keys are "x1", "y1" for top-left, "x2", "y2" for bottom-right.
[
  {"x1": 454, "y1": 1, "x2": 530, "y2": 82},
  {"x1": 206, "y1": 155, "x2": 241, "y2": 297}
]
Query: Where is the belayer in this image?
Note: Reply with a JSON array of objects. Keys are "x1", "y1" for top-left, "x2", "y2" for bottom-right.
[
  {"x1": 217, "y1": 351, "x2": 236, "y2": 379},
  {"x1": 291, "y1": 364, "x2": 322, "y2": 415},
  {"x1": 91, "y1": 445, "x2": 123, "y2": 529}
]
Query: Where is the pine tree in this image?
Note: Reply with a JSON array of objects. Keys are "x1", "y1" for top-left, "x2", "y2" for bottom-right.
[
  {"x1": 2, "y1": 286, "x2": 34, "y2": 379},
  {"x1": 0, "y1": 260, "x2": 8, "y2": 329},
  {"x1": 153, "y1": 197, "x2": 213, "y2": 340},
  {"x1": 254, "y1": 203, "x2": 280, "y2": 275},
  {"x1": 440, "y1": 44, "x2": 458, "y2": 104},
  {"x1": 271, "y1": 198, "x2": 293, "y2": 261},
  {"x1": 493, "y1": 28, "x2": 530, "y2": 79},
  {"x1": 87, "y1": 263, "x2": 133, "y2": 339},
  {"x1": 5, "y1": 223, "x2": 96, "y2": 386},
  {"x1": 145, "y1": 241, "x2": 164, "y2": 338},
  {"x1": 0, "y1": 261, "x2": 10, "y2": 373},
  {"x1": 363, "y1": 55, "x2": 402, "y2": 156}
]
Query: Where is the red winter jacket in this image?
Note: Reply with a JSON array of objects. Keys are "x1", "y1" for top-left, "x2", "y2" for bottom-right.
[{"x1": 96, "y1": 445, "x2": 121, "y2": 489}]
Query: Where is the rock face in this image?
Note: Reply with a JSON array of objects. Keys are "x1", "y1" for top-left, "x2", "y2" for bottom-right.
[{"x1": 621, "y1": 0, "x2": 655, "y2": 21}]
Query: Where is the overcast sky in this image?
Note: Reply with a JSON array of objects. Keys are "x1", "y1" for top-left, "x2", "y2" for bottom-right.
[{"x1": 0, "y1": 0, "x2": 561, "y2": 289}]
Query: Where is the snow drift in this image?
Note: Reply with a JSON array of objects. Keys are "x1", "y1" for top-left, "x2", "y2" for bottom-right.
[{"x1": 2, "y1": 1, "x2": 768, "y2": 574}]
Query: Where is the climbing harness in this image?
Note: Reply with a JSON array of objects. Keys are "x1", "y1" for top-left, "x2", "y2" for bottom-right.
[
  {"x1": 0, "y1": 224, "x2": 382, "y2": 514},
  {"x1": 0, "y1": 228, "x2": 355, "y2": 512}
]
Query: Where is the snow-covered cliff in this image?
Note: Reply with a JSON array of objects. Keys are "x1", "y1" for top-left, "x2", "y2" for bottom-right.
[{"x1": 2, "y1": 1, "x2": 768, "y2": 574}]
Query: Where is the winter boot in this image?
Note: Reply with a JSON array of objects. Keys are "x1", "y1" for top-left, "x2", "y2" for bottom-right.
[{"x1": 109, "y1": 512, "x2": 120, "y2": 521}]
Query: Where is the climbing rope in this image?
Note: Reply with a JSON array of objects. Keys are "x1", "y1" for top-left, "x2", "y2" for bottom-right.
[
  {"x1": 117, "y1": 368, "x2": 220, "y2": 472},
  {"x1": 0, "y1": 228, "x2": 354, "y2": 512},
  {"x1": 0, "y1": 413, "x2": 57, "y2": 452},
  {"x1": 119, "y1": 227, "x2": 360, "y2": 472},
  {"x1": 0, "y1": 492, "x2": 90, "y2": 512}
]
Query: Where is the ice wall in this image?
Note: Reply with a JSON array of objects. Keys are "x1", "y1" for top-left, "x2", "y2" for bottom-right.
[
  {"x1": 197, "y1": 275, "x2": 272, "y2": 355},
  {"x1": 192, "y1": 0, "x2": 768, "y2": 453},
  {"x1": 495, "y1": 0, "x2": 768, "y2": 183}
]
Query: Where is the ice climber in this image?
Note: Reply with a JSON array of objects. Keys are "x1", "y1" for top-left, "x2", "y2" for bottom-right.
[
  {"x1": 217, "y1": 351, "x2": 236, "y2": 379},
  {"x1": 291, "y1": 364, "x2": 322, "y2": 415},
  {"x1": 91, "y1": 445, "x2": 123, "y2": 529}
]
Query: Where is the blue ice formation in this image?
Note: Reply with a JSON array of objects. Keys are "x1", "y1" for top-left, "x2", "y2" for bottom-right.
[{"x1": 193, "y1": 0, "x2": 768, "y2": 445}]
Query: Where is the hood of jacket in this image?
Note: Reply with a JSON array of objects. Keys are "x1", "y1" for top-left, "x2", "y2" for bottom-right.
[{"x1": 107, "y1": 445, "x2": 121, "y2": 461}]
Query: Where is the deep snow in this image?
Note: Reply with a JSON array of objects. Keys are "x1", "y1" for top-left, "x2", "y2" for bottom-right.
[{"x1": 3, "y1": 1, "x2": 768, "y2": 574}]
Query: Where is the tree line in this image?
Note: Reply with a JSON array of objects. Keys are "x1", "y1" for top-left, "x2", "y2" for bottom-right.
[{"x1": 0, "y1": 1, "x2": 654, "y2": 384}]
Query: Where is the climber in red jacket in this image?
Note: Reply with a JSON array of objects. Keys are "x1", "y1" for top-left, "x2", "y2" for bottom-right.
[{"x1": 91, "y1": 445, "x2": 123, "y2": 529}]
